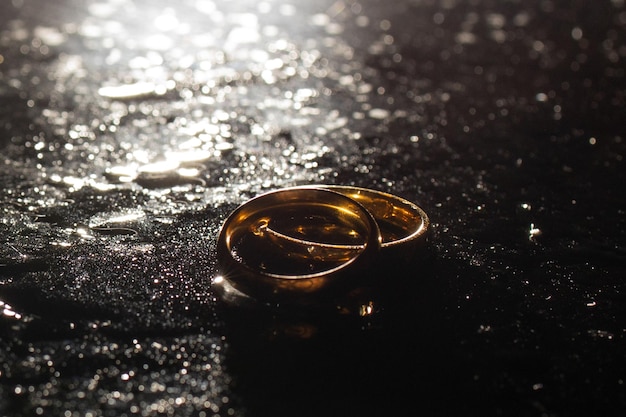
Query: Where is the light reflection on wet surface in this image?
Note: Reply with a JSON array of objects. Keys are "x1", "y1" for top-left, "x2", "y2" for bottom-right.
[{"x1": 1, "y1": 0, "x2": 625, "y2": 416}]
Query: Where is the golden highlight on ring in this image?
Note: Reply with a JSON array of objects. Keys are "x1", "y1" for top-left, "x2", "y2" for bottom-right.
[{"x1": 215, "y1": 185, "x2": 429, "y2": 300}]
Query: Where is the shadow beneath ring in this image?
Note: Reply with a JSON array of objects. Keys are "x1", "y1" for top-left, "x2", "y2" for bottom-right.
[{"x1": 217, "y1": 246, "x2": 459, "y2": 416}]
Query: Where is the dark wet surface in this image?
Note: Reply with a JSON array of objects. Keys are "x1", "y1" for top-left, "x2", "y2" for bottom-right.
[{"x1": 1, "y1": 0, "x2": 625, "y2": 416}]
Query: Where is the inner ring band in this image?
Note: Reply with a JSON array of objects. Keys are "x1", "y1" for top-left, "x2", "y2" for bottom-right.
[{"x1": 216, "y1": 187, "x2": 382, "y2": 298}]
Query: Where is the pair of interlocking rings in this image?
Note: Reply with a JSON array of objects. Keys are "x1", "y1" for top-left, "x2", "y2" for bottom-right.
[{"x1": 216, "y1": 185, "x2": 429, "y2": 300}]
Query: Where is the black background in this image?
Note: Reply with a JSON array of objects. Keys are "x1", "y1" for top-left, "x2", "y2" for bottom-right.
[{"x1": 1, "y1": 1, "x2": 624, "y2": 416}]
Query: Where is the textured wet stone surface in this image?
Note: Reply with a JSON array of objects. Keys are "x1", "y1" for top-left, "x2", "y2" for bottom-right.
[{"x1": 1, "y1": 0, "x2": 625, "y2": 416}]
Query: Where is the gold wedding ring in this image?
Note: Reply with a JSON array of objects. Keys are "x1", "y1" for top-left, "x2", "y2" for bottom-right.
[
  {"x1": 260, "y1": 185, "x2": 429, "y2": 261},
  {"x1": 215, "y1": 185, "x2": 429, "y2": 300},
  {"x1": 321, "y1": 185, "x2": 429, "y2": 256},
  {"x1": 216, "y1": 187, "x2": 382, "y2": 299}
]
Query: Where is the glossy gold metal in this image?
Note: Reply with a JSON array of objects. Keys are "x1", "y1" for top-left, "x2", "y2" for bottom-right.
[
  {"x1": 216, "y1": 187, "x2": 381, "y2": 299},
  {"x1": 321, "y1": 185, "x2": 429, "y2": 256},
  {"x1": 262, "y1": 185, "x2": 429, "y2": 261}
]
